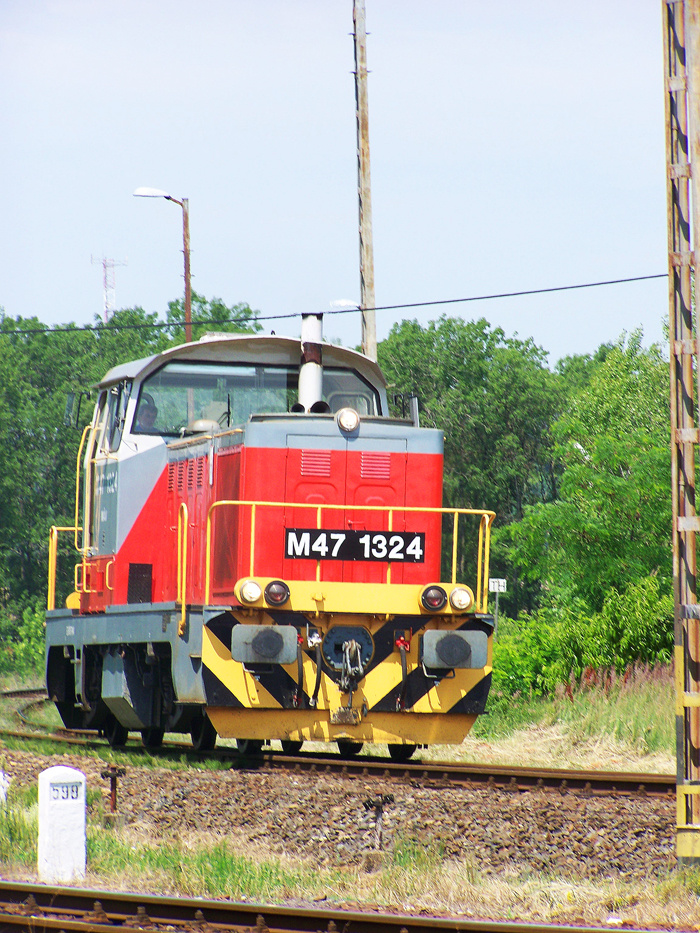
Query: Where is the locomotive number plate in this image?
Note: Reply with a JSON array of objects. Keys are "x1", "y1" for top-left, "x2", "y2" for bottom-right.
[{"x1": 285, "y1": 529, "x2": 425, "y2": 562}]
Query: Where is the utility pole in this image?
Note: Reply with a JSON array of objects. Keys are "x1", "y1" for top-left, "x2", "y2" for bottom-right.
[
  {"x1": 353, "y1": 0, "x2": 377, "y2": 361},
  {"x1": 663, "y1": 0, "x2": 700, "y2": 865},
  {"x1": 181, "y1": 197, "x2": 192, "y2": 343},
  {"x1": 133, "y1": 188, "x2": 192, "y2": 342}
]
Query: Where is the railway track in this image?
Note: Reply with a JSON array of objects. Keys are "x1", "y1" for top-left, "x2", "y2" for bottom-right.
[
  {"x1": 0, "y1": 689, "x2": 676, "y2": 798},
  {"x1": 0, "y1": 881, "x2": 675, "y2": 933}
]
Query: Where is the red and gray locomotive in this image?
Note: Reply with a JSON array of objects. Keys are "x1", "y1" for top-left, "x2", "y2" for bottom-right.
[{"x1": 46, "y1": 315, "x2": 495, "y2": 759}]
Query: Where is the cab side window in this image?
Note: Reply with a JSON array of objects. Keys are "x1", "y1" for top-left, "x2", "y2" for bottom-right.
[{"x1": 100, "y1": 381, "x2": 131, "y2": 452}]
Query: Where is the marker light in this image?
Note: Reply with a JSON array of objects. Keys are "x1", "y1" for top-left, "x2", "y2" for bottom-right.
[
  {"x1": 265, "y1": 580, "x2": 290, "y2": 606},
  {"x1": 239, "y1": 580, "x2": 262, "y2": 604},
  {"x1": 420, "y1": 585, "x2": 448, "y2": 612},
  {"x1": 449, "y1": 586, "x2": 473, "y2": 611},
  {"x1": 337, "y1": 407, "x2": 360, "y2": 432}
]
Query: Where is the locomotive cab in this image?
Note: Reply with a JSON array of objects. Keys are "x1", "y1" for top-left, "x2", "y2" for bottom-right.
[{"x1": 46, "y1": 325, "x2": 495, "y2": 757}]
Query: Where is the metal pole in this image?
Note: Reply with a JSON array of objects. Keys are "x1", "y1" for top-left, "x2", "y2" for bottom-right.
[
  {"x1": 182, "y1": 198, "x2": 192, "y2": 343},
  {"x1": 663, "y1": 0, "x2": 700, "y2": 864},
  {"x1": 353, "y1": 0, "x2": 377, "y2": 361}
]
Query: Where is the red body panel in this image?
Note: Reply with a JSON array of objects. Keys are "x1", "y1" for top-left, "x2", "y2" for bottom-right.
[{"x1": 80, "y1": 442, "x2": 444, "y2": 612}]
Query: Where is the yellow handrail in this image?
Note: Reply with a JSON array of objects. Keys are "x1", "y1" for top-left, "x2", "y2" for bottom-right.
[
  {"x1": 177, "y1": 502, "x2": 189, "y2": 635},
  {"x1": 74, "y1": 425, "x2": 91, "y2": 552},
  {"x1": 204, "y1": 499, "x2": 495, "y2": 611},
  {"x1": 47, "y1": 525, "x2": 81, "y2": 611},
  {"x1": 476, "y1": 512, "x2": 493, "y2": 611}
]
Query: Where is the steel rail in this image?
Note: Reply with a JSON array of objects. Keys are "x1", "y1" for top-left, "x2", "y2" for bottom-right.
[
  {"x1": 0, "y1": 690, "x2": 675, "y2": 796},
  {"x1": 258, "y1": 751, "x2": 676, "y2": 797},
  {"x1": 0, "y1": 728, "x2": 676, "y2": 798},
  {"x1": 0, "y1": 688, "x2": 47, "y2": 700},
  {"x1": 0, "y1": 881, "x2": 675, "y2": 933}
]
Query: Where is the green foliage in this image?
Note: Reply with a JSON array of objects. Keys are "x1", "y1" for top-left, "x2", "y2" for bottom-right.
[
  {"x1": 166, "y1": 291, "x2": 261, "y2": 342},
  {"x1": 590, "y1": 576, "x2": 674, "y2": 672},
  {"x1": 560, "y1": 664, "x2": 675, "y2": 755},
  {"x1": 13, "y1": 603, "x2": 46, "y2": 676},
  {"x1": 391, "y1": 832, "x2": 444, "y2": 872},
  {"x1": 0, "y1": 307, "x2": 168, "y2": 609},
  {"x1": 554, "y1": 342, "x2": 614, "y2": 396},
  {"x1": 0, "y1": 788, "x2": 37, "y2": 867},
  {"x1": 379, "y1": 316, "x2": 561, "y2": 612},
  {"x1": 498, "y1": 332, "x2": 671, "y2": 612},
  {"x1": 489, "y1": 575, "x2": 674, "y2": 711},
  {"x1": 490, "y1": 613, "x2": 564, "y2": 699},
  {"x1": 86, "y1": 834, "x2": 322, "y2": 900},
  {"x1": 379, "y1": 316, "x2": 559, "y2": 519}
]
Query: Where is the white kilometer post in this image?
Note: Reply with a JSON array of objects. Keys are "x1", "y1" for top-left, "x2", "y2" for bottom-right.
[{"x1": 38, "y1": 765, "x2": 86, "y2": 883}]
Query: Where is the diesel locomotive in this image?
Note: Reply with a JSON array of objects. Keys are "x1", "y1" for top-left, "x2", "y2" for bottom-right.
[{"x1": 46, "y1": 315, "x2": 495, "y2": 759}]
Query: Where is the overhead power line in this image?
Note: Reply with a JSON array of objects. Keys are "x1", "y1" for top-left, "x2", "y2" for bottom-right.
[{"x1": 0, "y1": 272, "x2": 668, "y2": 339}]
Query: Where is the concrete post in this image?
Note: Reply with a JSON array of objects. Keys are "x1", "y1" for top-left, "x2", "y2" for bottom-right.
[{"x1": 38, "y1": 766, "x2": 86, "y2": 884}]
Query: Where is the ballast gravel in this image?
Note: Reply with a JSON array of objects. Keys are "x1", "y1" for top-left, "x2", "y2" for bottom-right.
[{"x1": 0, "y1": 747, "x2": 675, "y2": 880}]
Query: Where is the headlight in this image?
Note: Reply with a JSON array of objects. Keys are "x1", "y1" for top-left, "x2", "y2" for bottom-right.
[
  {"x1": 239, "y1": 579, "x2": 262, "y2": 604},
  {"x1": 449, "y1": 586, "x2": 473, "y2": 611},
  {"x1": 420, "y1": 585, "x2": 447, "y2": 612},
  {"x1": 337, "y1": 407, "x2": 360, "y2": 432},
  {"x1": 264, "y1": 580, "x2": 290, "y2": 606}
]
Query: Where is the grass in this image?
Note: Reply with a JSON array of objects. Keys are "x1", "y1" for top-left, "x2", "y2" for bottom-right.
[
  {"x1": 86, "y1": 833, "x2": 327, "y2": 901},
  {"x1": 557, "y1": 665, "x2": 675, "y2": 754},
  {"x1": 1, "y1": 798, "x2": 699, "y2": 928},
  {"x1": 0, "y1": 664, "x2": 691, "y2": 925},
  {"x1": 451, "y1": 662, "x2": 676, "y2": 772}
]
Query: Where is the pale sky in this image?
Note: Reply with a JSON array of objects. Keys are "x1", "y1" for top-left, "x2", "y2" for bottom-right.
[{"x1": 0, "y1": 1, "x2": 667, "y2": 364}]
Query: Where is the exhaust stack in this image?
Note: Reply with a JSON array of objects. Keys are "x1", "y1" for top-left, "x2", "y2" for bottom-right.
[{"x1": 298, "y1": 313, "x2": 325, "y2": 411}]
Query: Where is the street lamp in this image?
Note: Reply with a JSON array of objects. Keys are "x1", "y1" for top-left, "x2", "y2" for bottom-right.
[{"x1": 133, "y1": 186, "x2": 192, "y2": 342}]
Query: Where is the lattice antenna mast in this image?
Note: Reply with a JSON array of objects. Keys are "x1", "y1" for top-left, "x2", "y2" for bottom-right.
[{"x1": 91, "y1": 255, "x2": 127, "y2": 322}]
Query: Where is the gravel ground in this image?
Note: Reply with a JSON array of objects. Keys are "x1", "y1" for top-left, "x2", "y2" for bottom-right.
[{"x1": 0, "y1": 746, "x2": 676, "y2": 881}]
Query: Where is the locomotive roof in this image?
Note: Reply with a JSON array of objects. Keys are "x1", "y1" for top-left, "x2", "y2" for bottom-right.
[{"x1": 94, "y1": 333, "x2": 387, "y2": 391}]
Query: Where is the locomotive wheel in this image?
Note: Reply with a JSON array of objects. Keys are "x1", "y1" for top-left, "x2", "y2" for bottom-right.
[
  {"x1": 336, "y1": 739, "x2": 363, "y2": 758},
  {"x1": 141, "y1": 728, "x2": 164, "y2": 749},
  {"x1": 236, "y1": 739, "x2": 263, "y2": 755},
  {"x1": 388, "y1": 743, "x2": 418, "y2": 762},
  {"x1": 104, "y1": 715, "x2": 128, "y2": 748},
  {"x1": 191, "y1": 713, "x2": 217, "y2": 752},
  {"x1": 280, "y1": 740, "x2": 303, "y2": 755}
]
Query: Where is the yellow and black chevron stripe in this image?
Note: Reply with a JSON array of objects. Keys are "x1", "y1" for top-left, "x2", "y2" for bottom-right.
[{"x1": 201, "y1": 610, "x2": 492, "y2": 745}]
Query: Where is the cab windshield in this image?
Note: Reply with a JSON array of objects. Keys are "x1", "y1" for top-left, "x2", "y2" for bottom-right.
[{"x1": 132, "y1": 362, "x2": 380, "y2": 435}]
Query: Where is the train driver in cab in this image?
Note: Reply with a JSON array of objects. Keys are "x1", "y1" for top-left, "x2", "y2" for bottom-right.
[{"x1": 135, "y1": 393, "x2": 158, "y2": 432}]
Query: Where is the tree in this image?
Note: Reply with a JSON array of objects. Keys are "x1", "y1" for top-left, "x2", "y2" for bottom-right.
[
  {"x1": 555, "y1": 342, "x2": 614, "y2": 397},
  {"x1": 378, "y1": 317, "x2": 561, "y2": 611},
  {"x1": 379, "y1": 316, "x2": 560, "y2": 516},
  {"x1": 0, "y1": 299, "x2": 257, "y2": 613},
  {"x1": 166, "y1": 292, "x2": 261, "y2": 342},
  {"x1": 499, "y1": 332, "x2": 671, "y2": 612},
  {"x1": 0, "y1": 308, "x2": 170, "y2": 607}
]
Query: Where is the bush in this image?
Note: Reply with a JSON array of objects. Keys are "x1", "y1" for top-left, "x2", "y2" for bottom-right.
[
  {"x1": 14, "y1": 603, "x2": 45, "y2": 676},
  {"x1": 0, "y1": 599, "x2": 45, "y2": 679},
  {"x1": 490, "y1": 575, "x2": 674, "y2": 702}
]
